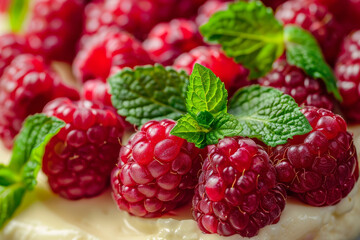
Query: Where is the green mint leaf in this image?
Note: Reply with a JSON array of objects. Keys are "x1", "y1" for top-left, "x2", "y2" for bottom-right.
[
  {"x1": 171, "y1": 64, "x2": 242, "y2": 148},
  {"x1": 200, "y1": 1, "x2": 284, "y2": 79},
  {"x1": 10, "y1": 114, "x2": 65, "y2": 189},
  {"x1": 170, "y1": 114, "x2": 208, "y2": 148},
  {"x1": 0, "y1": 114, "x2": 64, "y2": 229},
  {"x1": 228, "y1": 85, "x2": 312, "y2": 147},
  {"x1": 284, "y1": 26, "x2": 342, "y2": 101},
  {"x1": 186, "y1": 63, "x2": 228, "y2": 118},
  {"x1": 109, "y1": 64, "x2": 188, "y2": 126},
  {"x1": 0, "y1": 167, "x2": 19, "y2": 186},
  {"x1": 0, "y1": 184, "x2": 26, "y2": 229},
  {"x1": 170, "y1": 113, "x2": 241, "y2": 148},
  {"x1": 9, "y1": 0, "x2": 30, "y2": 32}
]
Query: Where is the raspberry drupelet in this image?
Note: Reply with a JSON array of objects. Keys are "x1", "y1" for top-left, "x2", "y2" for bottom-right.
[
  {"x1": 193, "y1": 137, "x2": 287, "y2": 237},
  {"x1": 258, "y1": 58, "x2": 334, "y2": 110},
  {"x1": 42, "y1": 98, "x2": 126, "y2": 200},
  {"x1": 25, "y1": 0, "x2": 85, "y2": 62},
  {"x1": 335, "y1": 30, "x2": 360, "y2": 122},
  {"x1": 74, "y1": 28, "x2": 154, "y2": 83},
  {"x1": 111, "y1": 119, "x2": 207, "y2": 217},
  {"x1": 0, "y1": 54, "x2": 79, "y2": 149},
  {"x1": 269, "y1": 106, "x2": 359, "y2": 206},
  {"x1": 173, "y1": 46, "x2": 249, "y2": 96}
]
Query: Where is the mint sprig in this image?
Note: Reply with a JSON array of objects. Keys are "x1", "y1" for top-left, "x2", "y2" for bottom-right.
[
  {"x1": 284, "y1": 26, "x2": 342, "y2": 101},
  {"x1": 200, "y1": 0, "x2": 341, "y2": 101},
  {"x1": 9, "y1": 0, "x2": 30, "y2": 32},
  {"x1": 171, "y1": 64, "x2": 242, "y2": 148},
  {"x1": 0, "y1": 114, "x2": 65, "y2": 229},
  {"x1": 170, "y1": 64, "x2": 311, "y2": 148},
  {"x1": 109, "y1": 64, "x2": 188, "y2": 126},
  {"x1": 200, "y1": 1, "x2": 284, "y2": 79},
  {"x1": 228, "y1": 85, "x2": 312, "y2": 147}
]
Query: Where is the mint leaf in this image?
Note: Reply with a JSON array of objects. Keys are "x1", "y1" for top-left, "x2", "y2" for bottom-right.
[
  {"x1": 284, "y1": 26, "x2": 342, "y2": 101},
  {"x1": 171, "y1": 113, "x2": 241, "y2": 148},
  {"x1": 228, "y1": 85, "x2": 312, "y2": 147},
  {"x1": 200, "y1": 1, "x2": 284, "y2": 79},
  {"x1": 186, "y1": 63, "x2": 228, "y2": 119},
  {"x1": 10, "y1": 114, "x2": 65, "y2": 189},
  {"x1": 170, "y1": 64, "x2": 242, "y2": 148},
  {"x1": 0, "y1": 114, "x2": 65, "y2": 229},
  {"x1": 109, "y1": 64, "x2": 188, "y2": 126},
  {"x1": 9, "y1": 0, "x2": 30, "y2": 32},
  {"x1": 0, "y1": 184, "x2": 26, "y2": 229}
]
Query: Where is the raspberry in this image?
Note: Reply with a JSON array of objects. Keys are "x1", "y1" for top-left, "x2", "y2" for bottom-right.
[
  {"x1": 193, "y1": 137, "x2": 286, "y2": 237},
  {"x1": 158, "y1": 0, "x2": 208, "y2": 20},
  {"x1": 143, "y1": 19, "x2": 203, "y2": 66},
  {"x1": 111, "y1": 119, "x2": 206, "y2": 217},
  {"x1": 269, "y1": 106, "x2": 359, "y2": 206},
  {"x1": 314, "y1": 0, "x2": 360, "y2": 32},
  {"x1": 261, "y1": 0, "x2": 287, "y2": 10},
  {"x1": 258, "y1": 58, "x2": 334, "y2": 110},
  {"x1": 195, "y1": 0, "x2": 228, "y2": 26},
  {"x1": 81, "y1": 80, "x2": 133, "y2": 130},
  {"x1": 275, "y1": 0, "x2": 344, "y2": 65},
  {"x1": 42, "y1": 98, "x2": 125, "y2": 200},
  {"x1": 82, "y1": 80, "x2": 112, "y2": 107},
  {"x1": 74, "y1": 29, "x2": 153, "y2": 83},
  {"x1": 0, "y1": 54, "x2": 79, "y2": 149},
  {"x1": 0, "y1": 33, "x2": 27, "y2": 77},
  {"x1": 0, "y1": 0, "x2": 10, "y2": 12},
  {"x1": 173, "y1": 46, "x2": 249, "y2": 96},
  {"x1": 25, "y1": 0, "x2": 85, "y2": 62},
  {"x1": 335, "y1": 30, "x2": 360, "y2": 122},
  {"x1": 83, "y1": 0, "x2": 161, "y2": 41}
]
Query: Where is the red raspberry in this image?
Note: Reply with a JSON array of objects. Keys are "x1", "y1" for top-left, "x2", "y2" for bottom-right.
[
  {"x1": 173, "y1": 46, "x2": 249, "y2": 96},
  {"x1": 111, "y1": 119, "x2": 206, "y2": 217},
  {"x1": 258, "y1": 58, "x2": 334, "y2": 110},
  {"x1": 143, "y1": 19, "x2": 203, "y2": 66},
  {"x1": 42, "y1": 98, "x2": 125, "y2": 200},
  {"x1": 195, "y1": 0, "x2": 228, "y2": 26},
  {"x1": 25, "y1": 0, "x2": 85, "y2": 62},
  {"x1": 81, "y1": 80, "x2": 133, "y2": 130},
  {"x1": 74, "y1": 29, "x2": 153, "y2": 83},
  {"x1": 0, "y1": 0, "x2": 10, "y2": 12},
  {"x1": 83, "y1": 0, "x2": 161, "y2": 41},
  {"x1": 82, "y1": 80, "x2": 112, "y2": 107},
  {"x1": 314, "y1": 0, "x2": 360, "y2": 32},
  {"x1": 0, "y1": 33, "x2": 27, "y2": 77},
  {"x1": 275, "y1": 0, "x2": 344, "y2": 65},
  {"x1": 335, "y1": 30, "x2": 360, "y2": 122},
  {"x1": 269, "y1": 106, "x2": 359, "y2": 206},
  {"x1": 261, "y1": 0, "x2": 287, "y2": 10},
  {"x1": 193, "y1": 137, "x2": 286, "y2": 237},
  {"x1": 0, "y1": 54, "x2": 79, "y2": 149},
  {"x1": 157, "y1": 0, "x2": 208, "y2": 20}
]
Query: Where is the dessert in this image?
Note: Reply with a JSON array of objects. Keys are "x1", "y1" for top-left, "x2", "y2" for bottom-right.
[
  {"x1": 0, "y1": 128, "x2": 360, "y2": 240},
  {"x1": 1, "y1": 0, "x2": 360, "y2": 240}
]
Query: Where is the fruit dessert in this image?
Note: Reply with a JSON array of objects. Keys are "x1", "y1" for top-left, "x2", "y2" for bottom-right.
[{"x1": 0, "y1": 0, "x2": 360, "y2": 240}]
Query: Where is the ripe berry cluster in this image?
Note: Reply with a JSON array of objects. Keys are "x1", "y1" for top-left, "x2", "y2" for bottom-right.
[{"x1": 0, "y1": 0, "x2": 360, "y2": 238}]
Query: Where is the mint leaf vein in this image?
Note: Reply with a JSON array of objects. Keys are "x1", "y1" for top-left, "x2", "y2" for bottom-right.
[
  {"x1": 109, "y1": 64, "x2": 188, "y2": 126},
  {"x1": 229, "y1": 85, "x2": 312, "y2": 146}
]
